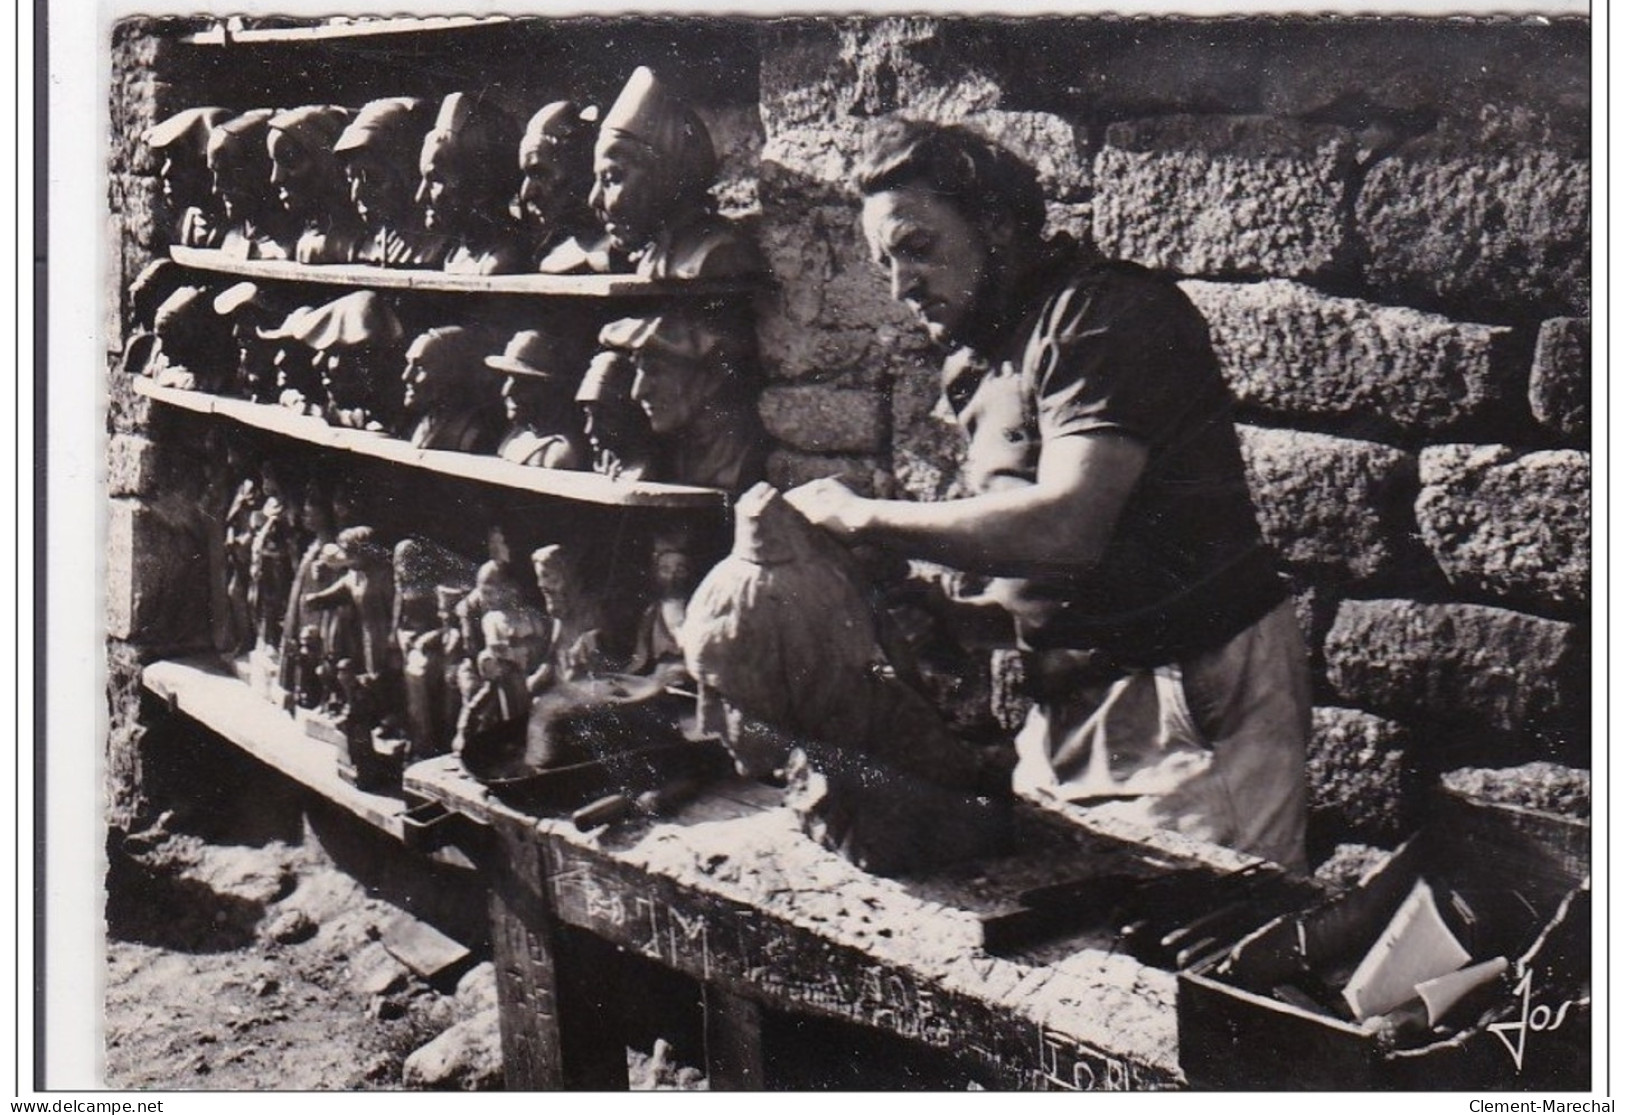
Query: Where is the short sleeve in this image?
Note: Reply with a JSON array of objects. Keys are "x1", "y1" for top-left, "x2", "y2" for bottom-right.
[{"x1": 1027, "y1": 271, "x2": 1218, "y2": 448}]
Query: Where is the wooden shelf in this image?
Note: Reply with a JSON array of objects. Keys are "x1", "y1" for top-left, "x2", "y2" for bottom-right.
[
  {"x1": 180, "y1": 15, "x2": 516, "y2": 46},
  {"x1": 169, "y1": 246, "x2": 758, "y2": 300},
  {"x1": 143, "y1": 655, "x2": 412, "y2": 838},
  {"x1": 132, "y1": 377, "x2": 731, "y2": 511}
]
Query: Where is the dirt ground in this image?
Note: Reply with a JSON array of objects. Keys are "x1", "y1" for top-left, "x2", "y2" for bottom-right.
[{"x1": 102, "y1": 816, "x2": 704, "y2": 1091}]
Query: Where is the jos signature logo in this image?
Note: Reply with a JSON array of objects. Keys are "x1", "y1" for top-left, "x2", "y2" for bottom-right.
[{"x1": 1487, "y1": 968, "x2": 1578, "y2": 1072}]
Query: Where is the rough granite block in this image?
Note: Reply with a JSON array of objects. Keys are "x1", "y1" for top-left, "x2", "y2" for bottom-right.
[
  {"x1": 1183, "y1": 280, "x2": 1523, "y2": 437},
  {"x1": 1416, "y1": 444, "x2": 1589, "y2": 614},
  {"x1": 1094, "y1": 115, "x2": 1356, "y2": 279},
  {"x1": 1324, "y1": 599, "x2": 1587, "y2": 738}
]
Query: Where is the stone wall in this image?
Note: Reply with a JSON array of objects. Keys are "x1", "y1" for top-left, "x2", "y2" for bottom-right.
[
  {"x1": 753, "y1": 15, "x2": 1590, "y2": 862},
  {"x1": 110, "y1": 15, "x2": 1590, "y2": 862}
]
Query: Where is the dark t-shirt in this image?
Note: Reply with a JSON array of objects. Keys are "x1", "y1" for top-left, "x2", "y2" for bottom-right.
[{"x1": 948, "y1": 239, "x2": 1285, "y2": 665}]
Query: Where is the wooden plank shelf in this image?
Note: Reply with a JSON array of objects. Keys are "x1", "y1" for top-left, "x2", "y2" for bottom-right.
[
  {"x1": 131, "y1": 376, "x2": 731, "y2": 511},
  {"x1": 179, "y1": 15, "x2": 517, "y2": 46},
  {"x1": 143, "y1": 655, "x2": 412, "y2": 840},
  {"x1": 169, "y1": 246, "x2": 760, "y2": 300}
]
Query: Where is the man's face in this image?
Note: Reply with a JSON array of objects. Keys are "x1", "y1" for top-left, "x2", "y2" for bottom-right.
[
  {"x1": 630, "y1": 352, "x2": 713, "y2": 435},
  {"x1": 861, "y1": 187, "x2": 995, "y2": 348},
  {"x1": 589, "y1": 140, "x2": 662, "y2": 253},
  {"x1": 401, "y1": 340, "x2": 442, "y2": 412}
]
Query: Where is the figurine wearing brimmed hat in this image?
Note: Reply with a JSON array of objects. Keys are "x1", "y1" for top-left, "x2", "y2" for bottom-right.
[
  {"x1": 205, "y1": 109, "x2": 295, "y2": 259},
  {"x1": 624, "y1": 309, "x2": 767, "y2": 493},
  {"x1": 281, "y1": 290, "x2": 408, "y2": 433},
  {"x1": 576, "y1": 322, "x2": 656, "y2": 481},
  {"x1": 266, "y1": 104, "x2": 363, "y2": 264},
  {"x1": 512, "y1": 101, "x2": 613, "y2": 274},
  {"x1": 401, "y1": 325, "x2": 505, "y2": 453},
  {"x1": 213, "y1": 280, "x2": 297, "y2": 402},
  {"x1": 144, "y1": 106, "x2": 232, "y2": 247},
  {"x1": 257, "y1": 302, "x2": 325, "y2": 415},
  {"x1": 147, "y1": 285, "x2": 236, "y2": 393},
  {"x1": 417, "y1": 92, "x2": 525, "y2": 275},
  {"x1": 333, "y1": 97, "x2": 446, "y2": 268},
  {"x1": 589, "y1": 67, "x2": 763, "y2": 280},
  {"x1": 484, "y1": 327, "x2": 591, "y2": 469}
]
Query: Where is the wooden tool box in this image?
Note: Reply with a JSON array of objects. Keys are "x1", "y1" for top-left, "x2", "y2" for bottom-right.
[{"x1": 1177, "y1": 789, "x2": 1590, "y2": 1090}]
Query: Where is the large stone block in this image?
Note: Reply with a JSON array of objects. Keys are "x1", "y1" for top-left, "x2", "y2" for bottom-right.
[
  {"x1": 755, "y1": 202, "x2": 929, "y2": 387},
  {"x1": 107, "y1": 434, "x2": 161, "y2": 498},
  {"x1": 890, "y1": 366, "x2": 965, "y2": 503},
  {"x1": 759, "y1": 18, "x2": 1002, "y2": 204},
  {"x1": 765, "y1": 449, "x2": 885, "y2": 494},
  {"x1": 1308, "y1": 707, "x2": 1418, "y2": 847},
  {"x1": 1183, "y1": 280, "x2": 1524, "y2": 437},
  {"x1": 1094, "y1": 116, "x2": 1357, "y2": 280},
  {"x1": 698, "y1": 101, "x2": 764, "y2": 217},
  {"x1": 1238, "y1": 425, "x2": 1426, "y2": 590},
  {"x1": 1530, "y1": 317, "x2": 1590, "y2": 443},
  {"x1": 106, "y1": 497, "x2": 212, "y2": 647},
  {"x1": 1357, "y1": 133, "x2": 1590, "y2": 322},
  {"x1": 760, "y1": 385, "x2": 886, "y2": 454},
  {"x1": 1324, "y1": 599, "x2": 1587, "y2": 739},
  {"x1": 1416, "y1": 444, "x2": 1589, "y2": 615}
]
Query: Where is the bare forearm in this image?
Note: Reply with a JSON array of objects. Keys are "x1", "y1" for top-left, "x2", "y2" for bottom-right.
[{"x1": 851, "y1": 487, "x2": 1107, "y2": 576}]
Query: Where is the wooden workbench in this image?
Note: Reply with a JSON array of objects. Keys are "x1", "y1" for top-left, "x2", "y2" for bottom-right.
[{"x1": 404, "y1": 755, "x2": 1255, "y2": 1091}]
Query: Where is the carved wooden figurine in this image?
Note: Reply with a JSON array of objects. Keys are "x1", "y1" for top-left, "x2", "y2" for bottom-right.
[
  {"x1": 590, "y1": 66, "x2": 763, "y2": 280},
  {"x1": 222, "y1": 475, "x2": 264, "y2": 656},
  {"x1": 529, "y1": 543, "x2": 615, "y2": 690},
  {"x1": 485, "y1": 328, "x2": 591, "y2": 469},
  {"x1": 288, "y1": 291, "x2": 407, "y2": 434},
  {"x1": 145, "y1": 285, "x2": 236, "y2": 393},
  {"x1": 401, "y1": 326, "x2": 505, "y2": 453},
  {"x1": 332, "y1": 97, "x2": 444, "y2": 268},
  {"x1": 266, "y1": 105, "x2": 362, "y2": 265},
  {"x1": 204, "y1": 109, "x2": 294, "y2": 259},
  {"x1": 576, "y1": 335, "x2": 655, "y2": 482},
  {"x1": 682, "y1": 484, "x2": 1013, "y2": 876},
  {"x1": 517, "y1": 101, "x2": 615, "y2": 274},
  {"x1": 627, "y1": 529, "x2": 702, "y2": 685},
  {"x1": 301, "y1": 525, "x2": 396, "y2": 680},
  {"x1": 247, "y1": 494, "x2": 301, "y2": 653},
  {"x1": 143, "y1": 106, "x2": 232, "y2": 247},
  {"x1": 616, "y1": 310, "x2": 767, "y2": 493},
  {"x1": 417, "y1": 92, "x2": 525, "y2": 275},
  {"x1": 257, "y1": 304, "x2": 326, "y2": 416}
]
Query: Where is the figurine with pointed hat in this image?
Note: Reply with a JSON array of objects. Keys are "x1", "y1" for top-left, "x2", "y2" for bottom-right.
[
  {"x1": 589, "y1": 67, "x2": 764, "y2": 280},
  {"x1": 417, "y1": 92, "x2": 526, "y2": 275},
  {"x1": 511, "y1": 100, "x2": 615, "y2": 274},
  {"x1": 333, "y1": 97, "x2": 447, "y2": 268},
  {"x1": 144, "y1": 106, "x2": 233, "y2": 247}
]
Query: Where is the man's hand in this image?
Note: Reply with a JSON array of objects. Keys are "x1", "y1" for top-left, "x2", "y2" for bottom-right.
[{"x1": 784, "y1": 477, "x2": 871, "y2": 541}]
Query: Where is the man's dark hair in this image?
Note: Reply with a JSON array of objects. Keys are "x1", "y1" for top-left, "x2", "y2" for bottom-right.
[{"x1": 855, "y1": 118, "x2": 1047, "y2": 241}]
